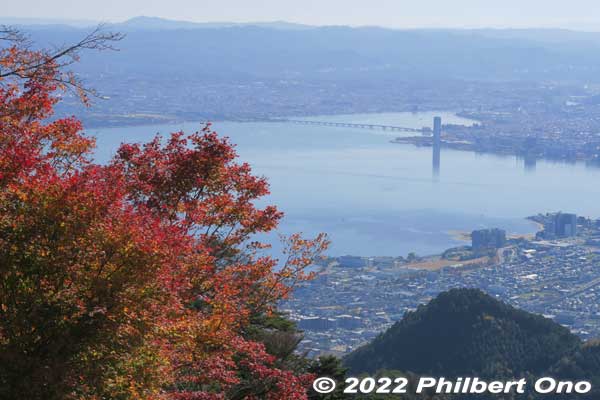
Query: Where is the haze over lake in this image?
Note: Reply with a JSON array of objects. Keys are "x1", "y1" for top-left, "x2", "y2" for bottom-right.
[{"x1": 90, "y1": 112, "x2": 600, "y2": 257}]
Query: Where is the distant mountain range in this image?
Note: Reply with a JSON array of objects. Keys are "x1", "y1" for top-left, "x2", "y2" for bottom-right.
[
  {"x1": 5, "y1": 15, "x2": 600, "y2": 41},
  {"x1": 0, "y1": 16, "x2": 314, "y2": 31},
  {"x1": 343, "y1": 289, "x2": 600, "y2": 399},
  {"x1": 8, "y1": 16, "x2": 600, "y2": 124},
  {"x1": 113, "y1": 16, "x2": 314, "y2": 31},
  {"x1": 6, "y1": 17, "x2": 600, "y2": 84}
]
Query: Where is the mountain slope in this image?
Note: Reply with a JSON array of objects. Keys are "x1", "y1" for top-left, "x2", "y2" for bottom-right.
[
  {"x1": 24, "y1": 25, "x2": 600, "y2": 83},
  {"x1": 344, "y1": 288, "x2": 581, "y2": 378}
]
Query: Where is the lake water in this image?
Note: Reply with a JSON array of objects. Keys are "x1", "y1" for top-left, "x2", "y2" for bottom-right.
[{"x1": 89, "y1": 112, "x2": 600, "y2": 257}]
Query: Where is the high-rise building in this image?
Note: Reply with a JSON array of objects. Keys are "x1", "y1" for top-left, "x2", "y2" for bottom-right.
[
  {"x1": 432, "y1": 116, "x2": 441, "y2": 177},
  {"x1": 433, "y1": 116, "x2": 441, "y2": 147},
  {"x1": 554, "y1": 212, "x2": 577, "y2": 237},
  {"x1": 471, "y1": 228, "x2": 507, "y2": 251}
]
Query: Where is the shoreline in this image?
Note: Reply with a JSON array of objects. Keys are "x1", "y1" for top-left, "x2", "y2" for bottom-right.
[
  {"x1": 392, "y1": 136, "x2": 600, "y2": 165},
  {"x1": 327, "y1": 217, "x2": 545, "y2": 271}
]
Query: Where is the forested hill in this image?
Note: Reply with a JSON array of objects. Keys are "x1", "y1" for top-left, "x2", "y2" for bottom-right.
[{"x1": 344, "y1": 289, "x2": 581, "y2": 378}]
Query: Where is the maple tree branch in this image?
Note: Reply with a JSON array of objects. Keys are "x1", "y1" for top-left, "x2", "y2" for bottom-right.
[
  {"x1": 0, "y1": 25, "x2": 26, "y2": 43},
  {"x1": 0, "y1": 24, "x2": 124, "y2": 101}
]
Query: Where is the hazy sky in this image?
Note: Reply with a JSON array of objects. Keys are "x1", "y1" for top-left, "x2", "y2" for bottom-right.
[{"x1": 4, "y1": 0, "x2": 600, "y2": 30}]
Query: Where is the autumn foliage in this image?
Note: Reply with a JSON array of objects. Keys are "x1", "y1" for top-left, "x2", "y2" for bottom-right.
[{"x1": 0, "y1": 30, "x2": 327, "y2": 399}]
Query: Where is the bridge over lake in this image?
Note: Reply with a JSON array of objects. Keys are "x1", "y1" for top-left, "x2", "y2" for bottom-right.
[{"x1": 280, "y1": 119, "x2": 426, "y2": 133}]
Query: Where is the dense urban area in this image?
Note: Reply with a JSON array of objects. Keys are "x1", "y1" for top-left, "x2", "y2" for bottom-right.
[
  {"x1": 57, "y1": 77, "x2": 600, "y2": 163},
  {"x1": 284, "y1": 212, "x2": 600, "y2": 357}
]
